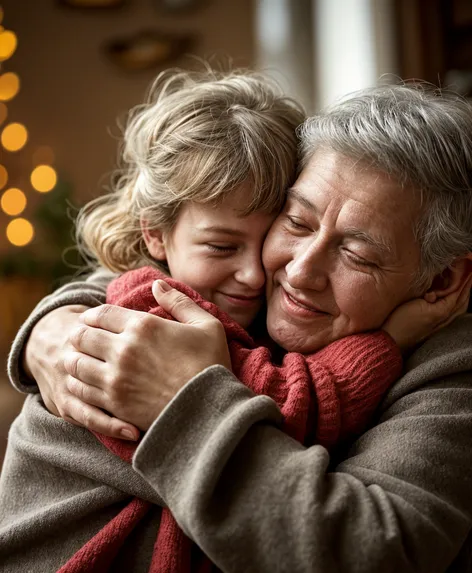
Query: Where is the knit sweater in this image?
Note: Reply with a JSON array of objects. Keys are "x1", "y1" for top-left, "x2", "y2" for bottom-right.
[
  {"x1": 3, "y1": 271, "x2": 472, "y2": 573},
  {"x1": 107, "y1": 267, "x2": 402, "y2": 447},
  {"x1": 56, "y1": 266, "x2": 401, "y2": 572}
]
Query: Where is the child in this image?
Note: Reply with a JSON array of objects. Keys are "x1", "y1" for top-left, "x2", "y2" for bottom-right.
[{"x1": 54, "y1": 69, "x2": 457, "y2": 573}]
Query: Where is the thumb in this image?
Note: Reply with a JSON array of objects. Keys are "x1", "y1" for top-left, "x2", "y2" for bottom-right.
[{"x1": 152, "y1": 280, "x2": 215, "y2": 326}]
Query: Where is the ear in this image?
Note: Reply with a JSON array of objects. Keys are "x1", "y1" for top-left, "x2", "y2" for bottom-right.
[
  {"x1": 140, "y1": 216, "x2": 167, "y2": 261},
  {"x1": 423, "y1": 254, "x2": 472, "y2": 303}
]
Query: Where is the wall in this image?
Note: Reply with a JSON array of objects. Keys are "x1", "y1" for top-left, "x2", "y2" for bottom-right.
[{"x1": 1, "y1": 0, "x2": 255, "y2": 210}]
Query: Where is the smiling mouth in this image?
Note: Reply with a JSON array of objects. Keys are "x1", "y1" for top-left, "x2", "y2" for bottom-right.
[
  {"x1": 220, "y1": 293, "x2": 262, "y2": 307},
  {"x1": 282, "y1": 288, "x2": 328, "y2": 316}
]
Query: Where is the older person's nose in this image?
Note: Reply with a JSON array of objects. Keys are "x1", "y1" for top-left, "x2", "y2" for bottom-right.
[
  {"x1": 286, "y1": 241, "x2": 329, "y2": 291},
  {"x1": 235, "y1": 253, "x2": 266, "y2": 291}
]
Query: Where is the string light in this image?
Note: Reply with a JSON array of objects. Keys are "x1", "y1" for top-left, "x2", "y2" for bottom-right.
[
  {"x1": 0, "y1": 164, "x2": 7, "y2": 190},
  {"x1": 31, "y1": 164, "x2": 57, "y2": 192},
  {"x1": 1, "y1": 122, "x2": 28, "y2": 151},
  {"x1": 0, "y1": 8, "x2": 57, "y2": 250},
  {"x1": 1, "y1": 187, "x2": 26, "y2": 216},
  {"x1": 0, "y1": 29, "x2": 17, "y2": 61},
  {"x1": 6, "y1": 217, "x2": 34, "y2": 247},
  {"x1": 0, "y1": 71, "x2": 20, "y2": 101}
]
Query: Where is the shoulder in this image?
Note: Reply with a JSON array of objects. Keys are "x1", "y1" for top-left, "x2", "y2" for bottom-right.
[{"x1": 379, "y1": 314, "x2": 472, "y2": 410}]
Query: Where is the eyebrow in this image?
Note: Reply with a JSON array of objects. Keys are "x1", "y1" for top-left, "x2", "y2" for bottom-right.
[
  {"x1": 287, "y1": 188, "x2": 394, "y2": 258},
  {"x1": 196, "y1": 226, "x2": 246, "y2": 237},
  {"x1": 287, "y1": 187, "x2": 317, "y2": 212}
]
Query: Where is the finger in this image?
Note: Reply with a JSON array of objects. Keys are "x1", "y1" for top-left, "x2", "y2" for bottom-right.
[
  {"x1": 81, "y1": 304, "x2": 148, "y2": 334},
  {"x1": 63, "y1": 350, "x2": 109, "y2": 389},
  {"x1": 66, "y1": 372, "x2": 108, "y2": 406},
  {"x1": 152, "y1": 280, "x2": 216, "y2": 325},
  {"x1": 61, "y1": 394, "x2": 139, "y2": 440},
  {"x1": 69, "y1": 325, "x2": 118, "y2": 362}
]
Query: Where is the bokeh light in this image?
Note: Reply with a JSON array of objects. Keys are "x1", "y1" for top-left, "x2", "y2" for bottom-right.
[
  {"x1": 1, "y1": 187, "x2": 26, "y2": 216},
  {"x1": 6, "y1": 217, "x2": 34, "y2": 247},
  {"x1": 0, "y1": 72, "x2": 20, "y2": 101},
  {"x1": 0, "y1": 29, "x2": 17, "y2": 61},
  {"x1": 0, "y1": 102, "x2": 7, "y2": 125},
  {"x1": 1, "y1": 122, "x2": 28, "y2": 151},
  {"x1": 32, "y1": 145, "x2": 55, "y2": 166},
  {"x1": 0, "y1": 164, "x2": 7, "y2": 190},
  {"x1": 31, "y1": 164, "x2": 57, "y2": 192}
]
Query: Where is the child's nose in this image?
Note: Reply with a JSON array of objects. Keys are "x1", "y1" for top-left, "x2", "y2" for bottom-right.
[{"x1": 234, "y1": 256, "x2": 266, "y2": 291}]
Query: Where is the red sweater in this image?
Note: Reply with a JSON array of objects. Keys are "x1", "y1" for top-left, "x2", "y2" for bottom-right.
[{"x1": 59, "y1": 266, "x2": 402, "y2": 573}]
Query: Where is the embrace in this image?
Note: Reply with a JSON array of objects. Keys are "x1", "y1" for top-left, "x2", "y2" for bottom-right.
[{"x1": 1, "y1": 69, "x2": 472, "y2": 573}]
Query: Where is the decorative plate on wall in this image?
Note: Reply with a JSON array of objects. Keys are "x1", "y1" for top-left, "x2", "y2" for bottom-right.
[
  {"x1": 153, "y1": 0, "x2": 208, "y2": 14},
  {"x1": 104, "y1": 29, "x2": 194, "y2": 71},
  {"x1": 58, "y1": 0, "x2": 127, "y2": 9}
]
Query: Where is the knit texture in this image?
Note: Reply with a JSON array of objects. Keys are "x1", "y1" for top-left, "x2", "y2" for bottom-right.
[{"x1": 59, "y1": 266, "x2": 402, "y2": 573}]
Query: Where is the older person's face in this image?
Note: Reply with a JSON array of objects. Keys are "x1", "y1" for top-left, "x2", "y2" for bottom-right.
[{"x1": 263, "y1": 150, "x2": 423, "y2": 353}]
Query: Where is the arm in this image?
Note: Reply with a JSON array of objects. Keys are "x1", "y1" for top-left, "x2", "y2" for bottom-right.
[
  {"x1": 60, "y1": 283, "x2": 472, "y2": 572},
  {"x1": 0, "y1": 394, "x2": 162, "y2": 572},
  {"x1": 133, "y1": 319, "x2": 472, "y2": 573},
  {"x1": 7, "y1": 268, "x2": 140, "y2": 440},
  {"x1": 8, "y1": 268, "x2": 112, "y2": 393}
]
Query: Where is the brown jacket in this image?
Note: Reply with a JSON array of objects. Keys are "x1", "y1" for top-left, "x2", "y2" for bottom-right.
[{"x1": 3, "y1": 272, "x2": 472, "y2": 572}]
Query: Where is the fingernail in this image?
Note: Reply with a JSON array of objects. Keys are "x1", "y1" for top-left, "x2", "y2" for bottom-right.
[
  {"x1": 155, "y1": 279, "x2": 171, "y2": 293},
  {"x1": 120, "y1": 429, "x2": 137, "y2": 441}
]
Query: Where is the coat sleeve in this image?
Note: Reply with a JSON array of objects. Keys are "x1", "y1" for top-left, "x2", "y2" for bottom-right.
[
  {"x1": 0, "y1": 394, "x2": 163, "y2": 572},
  {"x1": 7, "y1": 269, "x2": 114, "y2": 394},
  {"x1": 133, "y1": 317, "x2": 472, "y2": 573}
]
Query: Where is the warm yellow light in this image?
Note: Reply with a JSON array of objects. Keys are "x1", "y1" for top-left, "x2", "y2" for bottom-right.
[
  {"x1": 0, "y1": 72, "x2": 20, "y2": 101},
  {"x1": 0, "y1": 164, "x2": 7, "y2": 189},
  {"x1": 31, "y1": 164, "x2": 57, "y2": 193},
  {"x1": 0, "y1": 29, "x2": 17, "y2": 62},
  {"x1": 1, "y1": 122, "x2": 28, "y2": 151},
  {"x1": 1, "y1": 187, "x2": 26, "y2": 216},
  {"x1": 32, "y1": 145, "x2": 55, "y2": 166},
  {"x1": 0, "y1": 102, "x2": 7, "y2": 125},
  {"x1": 6, "y1": 217, "x2": 34, "y2": 247}
]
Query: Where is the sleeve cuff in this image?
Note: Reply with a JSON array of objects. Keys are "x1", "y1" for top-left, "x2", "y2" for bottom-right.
[{"x1": 133, "y1": 365, "x2": 283, "y2": 501}]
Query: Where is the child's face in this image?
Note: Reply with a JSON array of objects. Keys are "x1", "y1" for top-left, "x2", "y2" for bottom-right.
[{"x1": 144, "y1": 184, "x2": 276, "y2": 328}]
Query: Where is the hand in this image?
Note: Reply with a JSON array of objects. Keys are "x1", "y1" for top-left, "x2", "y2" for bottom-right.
[
  {"x1": 24, "y1": 305, "x2": 140, "y2": 441},
  {"x1": 382, "y1": 276, "x2": 472, "y2": 351},
  {"x1": 64, "y1": 280, "x2": 231, "y2": 431}
]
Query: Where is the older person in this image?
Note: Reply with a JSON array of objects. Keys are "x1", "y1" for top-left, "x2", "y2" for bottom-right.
[{"x1": 5, "y1": 84, "x2": 472, "y2": 573}]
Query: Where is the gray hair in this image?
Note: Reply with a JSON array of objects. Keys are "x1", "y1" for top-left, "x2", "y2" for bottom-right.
[{"x1": 299, "y1": 83, "x2": 472, "y2": 289}]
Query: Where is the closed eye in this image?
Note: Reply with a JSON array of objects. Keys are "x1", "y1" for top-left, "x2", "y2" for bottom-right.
[
  {"x1": 286, "y1": 215, "x2": 310, "y2": 231},
  {"x1": 206, "y1": 244, "x2": 237, "y2": 253},
  {"x1": 343, "y1": 249, "x2": 377, "y2": 268}
]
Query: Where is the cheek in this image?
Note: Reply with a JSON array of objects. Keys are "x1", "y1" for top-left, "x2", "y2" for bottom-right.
[
  {"x1": 332, "y1": 271, "x2": 398, "y2": 330},
  {"x1": 170, "y1": 255, "x2": 221, "y2": 293},
  {"x1": 262, "y1": 226, "x2": 290, "y2": 274}
]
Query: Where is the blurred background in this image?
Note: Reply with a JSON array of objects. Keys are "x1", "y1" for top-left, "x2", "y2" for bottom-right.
[{"x1": 0, "y1": 0, "x2": 470, "y2": 464}]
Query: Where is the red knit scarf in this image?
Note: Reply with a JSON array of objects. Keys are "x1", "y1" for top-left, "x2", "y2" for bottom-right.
[{"x1": 58, "y1": 266, "x2": 401, "y2": 572}]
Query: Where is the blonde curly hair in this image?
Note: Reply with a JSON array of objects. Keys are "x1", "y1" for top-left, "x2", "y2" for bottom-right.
[{"x1": 76, "y1": 68, "x2": 305, "y2": 273}]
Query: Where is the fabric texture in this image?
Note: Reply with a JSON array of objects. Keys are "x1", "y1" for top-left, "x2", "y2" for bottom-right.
[
  {"x1": 134, "y1": 316, "x2": 472, "y2": 573},
  {"x1": 4, "y1": 269, "x2": 472, "y2": 572},
  {"x1": 58, "y1": 266, "x2": 401, "y2": 573}
]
